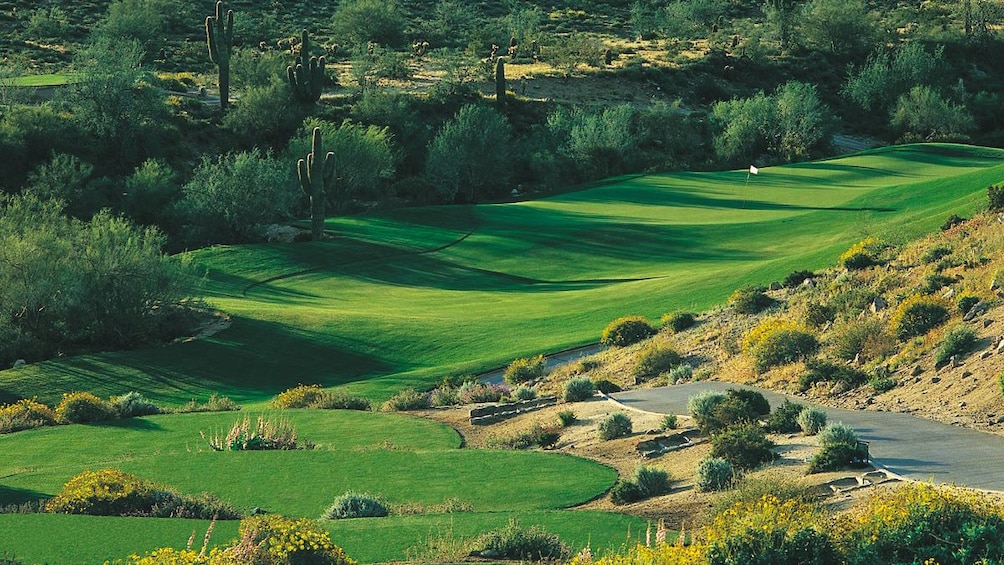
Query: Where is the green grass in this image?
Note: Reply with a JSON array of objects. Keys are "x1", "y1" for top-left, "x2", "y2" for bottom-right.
[
  {"x1": 3, "y1": 144, "x2": 1003, "y2": 406},
  {"x1": 7, "y1": 73, "x2": 80, "y2": 87},
  {"x1": 0, "y1": 510, "x2": 650, "y2": 564}
]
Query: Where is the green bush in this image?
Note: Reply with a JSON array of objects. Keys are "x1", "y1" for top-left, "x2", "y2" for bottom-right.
[
  {"x1": 934, "y1": 325, "x2": 978, "y2": 365},
  {"x1": 632, "y1": 343, "x2": 681, "y2": 381},
  {"x1": 474, "y1": 518, "x2": 570, "y2": 561},
  {"x1": 957, "y1": 295, "x2": 980, "y2": 315},
  {"x1": 458, "y1": 382, "x2": 506, "y2": 404},
  {"x1": 750, "y1": 328, "x2": 818, "y2": 372},
  {"x1": 660, "y1": 414, "x2": 678, "y2": 430},
  {"x1": 661, "y1": 311, "x2": 696, "y2": 333},
  {"x1": 803, "y1": 302, "x2": 836, "y2": 328},
  {"x1": 382, "y1": 389, "x2": 432, "y2": 411},
  {"x1": 783, "y1": 270, "x2": 816, "y2": 288},
  {"x1": 797, "y1": 407, "x2": 827, "y2": 435},
  {"x1": 667, "y1": 363, "x2": 693, "y2": 384},
  {"x1": 839, "y1": 237, "x2": 880, "y2": 270},
  {"x1": 990, "y1": 183, "x2": 1004, "y2": 212},
  {"x1": 921, "y1": 273, "x2": 956, "y2": 294},
  {"x1": 704, "y1": 396, "x2": 759, "y2": 434},
  {"x1": 430, "y1": 387, "x2": 461, "y2": 407},
  {"x1": 323, "y1": 492, "x2": 389, "y2": 519},
  {"x1": 696, "y1": 457, "x2": 735, "y2": 492},
  {"x1": 766, "y1": 399, "x2": 804, "y2": 433},
  {"x1": 488, "y1": 423, "x2": 561, "y2": 450},
  {"x1": 612, "y1": 465, "x2": 672, "y2": 504},
  {"x1": 727, "y1": 389, "x2": 771, "y2": 417},
  {"x1": 710, "y1": 424, "x2": 777, "y2": 470},
  {"x1": 891, "y1": 295, "x2": 950, "y2": 340},
  {"x1": 55, "y1": 392, "x2": 118, "y2": 424},
  {"x1": 111, "y1": 392, "x2": 161, "y2": 418},
  {"x1": 729, "y1": 286, "x2": 775, "y2": 314},
  {"x1": 799, "y1": 360, "x2": 869, "y2": 392},
  {"x1": 921, "y1": 246, "x2": 952, "y2": 263},
  {"x1": 868, "y1": 374, "x2": 897, "y2": 393},
  {"x1": 833, "y1": 319, "x2": 895, "y2": 363},
  {"x1": 331, "y1": 0, "x2": 406, "y2": 46},
  {"x1": 601, "y1": 316, "x2": 657, "y2": 346},
  {"x1": 173, "y1": 393, "x2": 240, "y2": 414},
  {"x1": 688, "y1": 390, "x2": 726, "y2": 430},
  {"x1": 563, "y1": 378, "x2": 596, "y2": 402},
  {"x1": 609, "y1": 480, "x2": 645, "y2": 505},
  {"x1": 809, "y1": 423, "x2": 863, "y2": 473},
  {"x1": 557, "y1": 410, "x2": 577, "y2": 427},
  {"x1": 592, "y1": 379, "x2": 622, "y2": 394},
  {"x1": 598, "y1": 412, "x2": 633, "y2": 440},
  {"x1": 503, "y1": 354, "x2": 547, "y2": 385},
  {"x1": 511, "y1": 385, "x2": 537, "y2": 401}
]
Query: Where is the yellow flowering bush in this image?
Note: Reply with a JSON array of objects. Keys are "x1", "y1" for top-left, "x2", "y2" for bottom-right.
[
  {"x1": 126, "y1": 547, "x2": 237, "y2": 565},
  {"x1": 54, "y1": 391, "x2": 117, "y2": 424},
  {"x1": 890, "y1": 294, "x2": 949, "y2": 340},
  {"x1": 272, "y1": 385, "x2": 328, "y2": 409},
  {"x1": 838, "y1": 483, "x2": 1004, "y2": 565},
  {"x1": 839, "y1": 236, "x2": 881, "y2": 270},
  {"x1": 743, "y1": 318, "x2": 818, "y2": 373},
  {"x1": 240, "y1": 514, "x2": 356, "y2": 565},
  {"x1": 0, "y1": 397, "x2": 56, "y2": 433},
  {"x1": 46, "y1": 469, "x2": 153, "y2": 516}
]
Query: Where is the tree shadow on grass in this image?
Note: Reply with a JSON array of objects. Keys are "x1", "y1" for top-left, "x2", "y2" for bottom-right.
[{"x1": 0, "y1": 485, "x2": 50, "y2": 507}]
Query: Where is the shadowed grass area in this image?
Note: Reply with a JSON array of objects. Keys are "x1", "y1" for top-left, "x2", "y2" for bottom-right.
[{"x1": 2, "y1": 144, "x2": 1003, "y2": 405}]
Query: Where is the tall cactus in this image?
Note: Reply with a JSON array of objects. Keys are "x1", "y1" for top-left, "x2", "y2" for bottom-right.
[
  {"x1": 297, "y1": 127, "x2": 335, "y2": 241},
  {"x1": 495, "y1": 58, "x2": 506, "y2": 107},
  {"x1": 206, "y1": 0, "x2": 234, "y2": 111},
  {"x1": 287, "y1": 29, "x2": 326, "y2": 103}
]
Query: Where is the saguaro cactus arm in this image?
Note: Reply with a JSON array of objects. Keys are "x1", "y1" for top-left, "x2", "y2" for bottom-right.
[{"x1": 205, "y1": 1, "x2": 234, "y2": 111}]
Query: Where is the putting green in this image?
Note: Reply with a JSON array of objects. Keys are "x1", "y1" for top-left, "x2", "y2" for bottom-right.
[{"x1": 2, "y1": 144, "x2": 1004, "y2": 405}]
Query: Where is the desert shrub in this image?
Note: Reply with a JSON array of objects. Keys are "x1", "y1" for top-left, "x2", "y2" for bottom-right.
[
  {"x1": 688, "y1": 390, "x2": 726, "y2": 430},
  {"x1": 240, "y1": 514, "x2": 355, "y2": 565},
  {"x1": 271, "y1": 384, "x2": 328, "y2": 409},
  {"x1": 839, "y1": 236, "x2": 880, "y2": 270},
  {"x1": 609, "y1": 480, "x2": 645, "y2": 505},
  {"x1": 989, "y1": 183, "x2": 1004, "y2": 212},
  {"x1": 661, "y1": 311, "x2": 696, "y2": 333},
  {"x1": 111, "y1": 392, "x2": 161, "y2": 418},
  {"x1": 660, "y1": 414, "x2": 678, "y2": 430},
  {"x1": 503, "y1": 354, "x2": 547, "y2": 385},
  {"x1": 592, "y1": 379, "x2": 622, "y2": 394},
  {"x1": 783, "y1": 270, "x2": 816, "y2": 288},
  {"x1": 696, "y1": 457, "x2": 735, "y2": 492},
  {"x1": 799, "y1": 359, "x2": 869, "y2": 392},
  {"x1": 922, "y1": 245, "x2": 953, "y2": 263},
  {"x1": 808, "y1": 423, "x2": 861, "y2": 473},
  {"x1": 430, "y1": 387, "x2": 461, "y2": 407},
  {"x1": 713, "y1": 472, "x2": 815, "y2": 515},
  {"x1": 729, "y1": 389, "x2": 770, "y2": 417},
  {"x1": 766, "y1": 399, "x2": 804, "y2": 433},
  {"x1": 323, "y1": 492, "x2": 389, "y2": 519},
  {"x1": 600, "y1": 316, "x2": 657, "y2": 346},
  {"x1": 729, "y1": 286, "x2": 775, "y2": 314},
  {"x1": 557, "y1": 410, "x2": 577, "y2": 426},
  {"x1": 474, "y1": 518, "x2": 569, "y2": 561},
  {"x1": 331, "y1": 0, "x2": 406, "y2": 46},
  {"x1": 940, "y1": 214, "x2": 966, "y2": 231},
  {"x1": 563, "y1": 377, "x2": 596, "y2": 402},
  {"x1": 833, "y1": 319, "x2": 895, "y2": 362},
  {"x1": 921, "y1": 272, "x2": 956, "y2": 294},
  {"x1": 317, "y1": 392, "x2": 372, "y2": 411},
  {"x1": 458, "y1": 382, "x2": 507, "y2": 404},
  {"x1": 173, "y1": 393, "x2": 240, "y2": 414},
  {"x1": 598, "y1": 412, "x2": 633, "y2": 440},
  {"x1": 202, "y1": 416, "x2": 307, "y2": 451},
  {"x1": 666, "y1": 363, "x2": 693, "y2": 384},
  {"x1": 803, "y1": 302, "x2": 836, "y2": 328},
  {"x1": 487, "y1": 423, "x2": 560, "y2": 450},
  {"x1": 55, "y1": 392, "x2": 118, "y2": 424},
  {"x1": 576, "y1": 359, "x2": 601, "y2": 373},
  {"x1": 439, "y1": 373, "x2": 476, "y2": 388},
  {"x1": 511, "y1": 386, "x2": 538, "y2": 402},
  {"x1": 797, "y1": 407, "x2": 827, "y2": 435},
  {"x1": 702, "y1": 395, "x2": 762, "y2": 434},
  {"x1": 632, "y1": 343, "x2": 681, "y2": 381},
  {"x1": 957, "y1": 294, "x2": 980, "y2": 315},
  {"x1": 0, "y1": 398, "x2": 56, "y2": 434},
  {"x1": 868, "y1": 374, "x2": 897, "y2": 393},
  {"x1": 612, "y1": 466, "x2": 672, "y2": 504},
  {"x1": 831, "y1": 286, "x2": 879, "y2": 315},
  {"x1": 891, "y1": 294, "x2": 949, "y2": 340},
  {"x1": 839, "y1": 483, "x2": 1004, "y2": 565},
  {"x1": 749, "y1": 327, "x2": 818, "y2": 372},
  {"x1": 710, "y1": 424, "x2": 776, "y2": 470},
  {"x1": 935, "y1": 325, "x2": 978, "y2": 365},
  {"x1": 382, "y1": 388, "x2": 432, "y2": 411}
]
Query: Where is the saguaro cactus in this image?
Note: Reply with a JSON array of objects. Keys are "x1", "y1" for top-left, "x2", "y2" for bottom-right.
[
  {"x1": 287, "y1": 29, "x2": 326, "y2": 103},
  {"x1": 495, "y1": 58, "x2": 505, "y2": 107},
  {"x1": 297, "y1": 127, "x2": 335, "y2": 241},
  {"x1": 206, "y1": 0, "x2": 234, "y2": 111}
]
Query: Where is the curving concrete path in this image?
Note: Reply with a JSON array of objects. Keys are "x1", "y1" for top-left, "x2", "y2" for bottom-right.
[{"x1": 611, "y1": 382, "x2": 1004, "y2": 491}]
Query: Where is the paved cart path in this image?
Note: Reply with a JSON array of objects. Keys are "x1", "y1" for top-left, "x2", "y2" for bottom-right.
[{"x1": 611, "y1": 382, "x2": 1004, "y2": 491}]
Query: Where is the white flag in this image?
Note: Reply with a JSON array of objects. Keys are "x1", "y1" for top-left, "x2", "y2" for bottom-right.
[{"x1": 749, "y1": 165, "x2": 759, "y2": 175}]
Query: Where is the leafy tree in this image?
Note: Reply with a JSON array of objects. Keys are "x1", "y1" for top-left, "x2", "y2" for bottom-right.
[
  {"x1": 93, "y1": 0, "x2": 190, "y2": 60},
  {"x1": 712, "y1": 92, "x2": 775, "y2": 165},
  {"x1": 774, "y1": 82, "x2": 831, "y2": 162},
  {"x1": 178, "y1": 150, "x2": 294, "y2": 244},
  {"x1": 800, "y1": 0, "x2": 880, "y2": 57},
  {"x1": 331, "y1": 0, "x2": 405, "y2": 46},
  {"x1": 763, "y1": 0, "x2": 802, "y2": 52},
  {"x1": 843, "y1": 43, "x2": 946, "y2": 114},
  {"x1": 24, "y1": 153, "x2": 101, "y2": 219},
  {"x1": 23, "y1": 7, "x2": 71, "y2": 40},
  {"x1": 121, "y1": 159, "x2": 180, "y2": 227},
  {"x1": 890, "y1": 86, "x2": 975, "y2": 141},
  {"x1": 223, "y1": 81, "x2": 304, "y2": 150},
  {"x1": 425, "y1": 105, "x2": 515, "y2": 202}
]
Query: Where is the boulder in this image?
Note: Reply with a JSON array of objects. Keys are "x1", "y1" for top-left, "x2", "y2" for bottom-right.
[{"x1": 870, "y1": 297, "x2": 889, "y2": 313}]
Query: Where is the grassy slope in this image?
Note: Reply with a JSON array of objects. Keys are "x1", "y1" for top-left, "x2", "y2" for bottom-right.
[{"x1": 3, "y1": 144, "x2": 1004, "y2": 406}]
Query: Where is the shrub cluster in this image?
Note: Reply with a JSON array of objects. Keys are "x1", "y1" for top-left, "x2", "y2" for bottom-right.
[
  {"x1": 689, "y1": 389, "x2": 770, "y2": 434},
  {"x1": 0, "y1": 398, "x2": 56, "y2": 434},
  {"x1": 601, "y1": 316, "x2": 657, "y2": 346},
  {"x1": 563, "y1": 377, "x2": 596, "y2": 402},
  {"x1": 957, "y1": 294, "x2": 980, "y2": 315},
  {"x1": 803, "y1": 302, "x2": 836, "y2": 327},
  {"x1": 55, "y1": 392, "x2": 118, "y2": 424},
  {"x1": 173, "y1": 393, "x2": 240, "y2": 414},
  {"x1": 783, "y1": 270, "x2": 816, "y2": 288},
  {"x1": 695, "y1": 457, "x2": 734, "y2": 492},
  {"x1": 382, "y1": 388, "x2": 432, "y2": 411},
  {"x1": 661, "y1": 311, "x2": 696, "y2": 333},
  {"x1": 202, "y1": 416, "x2": 308, "y2": 451},
  {"x1": 748, "y1": 325, "x2": 818, "y2": 373},
  {"x1": 632, "y1": 343, "x2": 681, "y2": 381},
  {"x1": 487, "y1": 422, "x2": 561, "y2": 450},
  {"x1": 557, "y1": 410, "x2": 577, "y2": 427},
  {"x1": 598, "y1": 412, "x2": 633, "y2": 440},
  {"x1": 510, "y1": 385, "x2": 537, "y2": 401},
  {"x1": 503, "y1": 354, "x2": 547, "y2": 385},
  {"x1": 45, "y1": 469, "x2": 239, "y2": 520},
  {"x1": 710, "y1": 424, "x2": 777, "y2": 470},
  {"x1": 728, "y1": 286, "x2": 775, "y2": 315},
  {"x1": 989, "y1": 183, "x2": 1004, "y2": 211},
  {"x1": 240, "y1": 514, "x2": 356, "y2": 565},
  {"x1": 111, "y1": 392, "x2": 161, "y2": 418},
  {"x1": 809, "y1": 423, "x2": 862, "y2": 473},
  {"x1": 833, "y1": 319, "x2": 895, "y2": 363},
  {"x1": 474, "y1": 518, "x2": 570, "y2": 561},
  {"x1": 271, "y1": 384, "x2": 371, "y2": 411},
  {"x1": 458, "y1": 382, "x2": 507, "y2": 404},
  {"x1": 666, "y1": 363, "x2": 693, "y2": 384},
  {"x1": 323, "y1": 492, "x2": 389, "y2": 519},
  {"x1": 611, "y1": 465, "x2": 672, "y2": 505},
  {"x1": 430, "y1": 386, "x2": 461, "y2": 407},
  {"x1": 660, "y1": 414, "x2": 678, "y2": 430},
  {"x1": 934, "y1": 324, "x2": 978, "y2": 365},
  {"x1": 839, "y1": 236, "x2": 880, "y2": 270},
  {"x1": 765, "y1": 399, "x2": 804, "y2": 433},
  {"x1": 891, "y1": 294, "x2": 949, "y2": 340},
  {"x1": 798, "y1": 360, "x2": 869, "y2": 392},
  {"x1": 797, "y1": 407, "x2": 828, "y2": 435}
]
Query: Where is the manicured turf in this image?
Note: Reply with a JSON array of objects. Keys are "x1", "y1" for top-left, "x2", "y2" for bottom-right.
[
  {"x1": 4, "y1": 144, "x2": 1000, "y2": 406},
  {"x1": 8, "y1": 73, "x2": 79, "y2": 86},
  {"x1": 0, "y1": 510, "x2": 651, "y2": 564}
]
